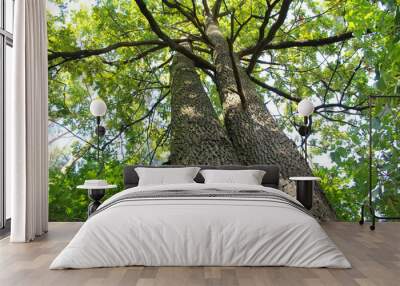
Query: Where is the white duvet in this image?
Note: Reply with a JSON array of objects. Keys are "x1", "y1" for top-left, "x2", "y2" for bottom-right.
[{"x1": 50, "y1": 183, "x2": 351, "y2": 269}]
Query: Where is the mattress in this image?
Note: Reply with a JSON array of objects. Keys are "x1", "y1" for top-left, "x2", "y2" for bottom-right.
[{"x1": 50, "y1": 183, "x2": 350, "y2": 269}]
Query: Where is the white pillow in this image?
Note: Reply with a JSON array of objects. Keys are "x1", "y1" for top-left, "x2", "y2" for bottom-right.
[
  {"x1": 200, "y1": 169, "x2": 266, "y2": 185},
  {"x1": 135, "y1": 167, "x2": 201, "y2": 186}
]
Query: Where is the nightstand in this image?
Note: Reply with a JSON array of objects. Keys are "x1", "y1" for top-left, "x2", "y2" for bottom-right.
[
  {"x1": 77, "y1": 183, "x2": 117, "y2": 216},
  {"x1": 289, "y1": 177, "x2": 320, "y2": 210}
]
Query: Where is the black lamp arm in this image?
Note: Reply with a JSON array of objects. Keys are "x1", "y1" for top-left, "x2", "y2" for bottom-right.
[
  {"x1": 306, "y1": 115, "x2": 312, "y2": 136},
  {"x1": 298, "y1": 115, "x2": 312, "y2": 137}
]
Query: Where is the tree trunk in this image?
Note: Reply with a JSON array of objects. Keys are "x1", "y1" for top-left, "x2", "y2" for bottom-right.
[
  {"x1": 169, "y1": 47, "x2": 240, "y2": 165},
  {"x1": 206, "y1": 19, "x2": 335, "y2": 220}
]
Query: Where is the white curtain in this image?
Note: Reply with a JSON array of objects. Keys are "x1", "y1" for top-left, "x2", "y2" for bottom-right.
[{"x1": 9, "y1": 0, "x2": 48, "y2": 242}]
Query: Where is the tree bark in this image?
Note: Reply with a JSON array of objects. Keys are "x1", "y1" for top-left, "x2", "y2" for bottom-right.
[
  {"x1": 205, "y1": 19, "x2": 335, "y2": 220},
  {"x1": 169, "y1": 46, "x2": 240, "y2": 165}
]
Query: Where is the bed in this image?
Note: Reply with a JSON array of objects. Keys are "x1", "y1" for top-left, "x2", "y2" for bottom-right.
[{"x1": 50, "y1": 165, "x2": 350, "y2": 269}]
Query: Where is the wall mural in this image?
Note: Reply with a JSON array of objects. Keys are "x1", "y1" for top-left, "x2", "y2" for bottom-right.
[{"x1": 47, "y1": 0, "x2": 400, "y2": 221}]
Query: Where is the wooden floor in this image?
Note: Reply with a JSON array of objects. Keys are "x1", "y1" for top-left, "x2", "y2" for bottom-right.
[{"x1": 0, "y1": 222, "x2": 399, "y2": 286}]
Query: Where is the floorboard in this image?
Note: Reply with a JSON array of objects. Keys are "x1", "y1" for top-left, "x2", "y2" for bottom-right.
[{"x1": 0, "y1": 222, "x2": 399, "y2": 286}]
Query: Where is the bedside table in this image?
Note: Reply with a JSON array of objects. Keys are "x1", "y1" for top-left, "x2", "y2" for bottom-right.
[
  {"x1": 77, "y1": 184, "x2": 117, "y2": 216},
  {"x1": 289, "y1": 177, "x2": 320, "y2": 210}
]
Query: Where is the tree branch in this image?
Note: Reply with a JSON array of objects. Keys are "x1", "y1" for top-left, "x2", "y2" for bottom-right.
[
  {"x1": 340, "y1": 57, "x2": 364, "y2": 103},
  {"x1": 49, "y1": 39, "x2": 168, "y2": 61},
  {"x1": 246, "y1": 0, "x2": 292, "y2": 73},
  {"x1": 322, "y1": 41, "x2": 345, "y2": 102},
  {"x1": 315, "y1": 102, "x2": 369, "y2": 112},
  {"x1": 135, "y1": 0, "x2": 215, "y2": 71},
  {"x1": 148, "y1": 125, "x2": 171, "y2": 164},
  {"x1": 231, "y1": 13, "x2": 253, "y2": 43},
  {"x1": 48, "y1": 131, "x2": 69, "y2": 145},
  {"x1": 239, "y1": 31, "x2": 354, "y2": 57},
  {"x1": 212, "y1": 0, "x2": 223, "y2": 20},
  {"x1": 250, "y1": 75, "x2": 301, "y2": 102},
  {"x1": 162, "y1": 0, "x2": 210, "y2": 44},
  {"x1": 257, "y1": 0, "x2": 280, "y2": 43},
  {"x1": 101, "y1": 45, "x2": 165, "y2": 65},
  {"x1": 102, "y1": 90, "x2": 170, "y2": 149},
  {"x1": 314, "y1": 111, "x2": 358, "y2": 127},
  {"x1": 202, "y1": 0, "x2": 211, "y2": 16},
  {"x1": 49, "y1": 119, "x2": 97, "y2": 148},
  {"x1": 61, "y1": 143, "x2": 92, "y2": 174}
]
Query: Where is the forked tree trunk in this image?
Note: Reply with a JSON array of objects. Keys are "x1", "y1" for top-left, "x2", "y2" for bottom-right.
[
  {"x1": 169, "y1": 47, "x2": 240, "y2": 165},
  {"x1": 205, "y1": 19, "x2": 335, "y2": 220}
]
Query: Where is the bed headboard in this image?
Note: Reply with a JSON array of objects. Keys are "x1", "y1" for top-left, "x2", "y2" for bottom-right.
[{"x1": 123, "y1": 165, "x2": 280, "y2": 189}]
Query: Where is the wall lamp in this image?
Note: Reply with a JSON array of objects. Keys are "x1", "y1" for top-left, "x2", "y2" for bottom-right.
[
  {"x1": 90, "y1": 97, "x2": 107, "y2": 163},
  {"x1": 297, "y1": 99, "x2": 315, "y2": 163}
]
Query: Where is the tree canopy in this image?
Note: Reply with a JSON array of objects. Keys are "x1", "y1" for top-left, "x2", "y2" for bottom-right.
[{"x1": 47, "y1": 0, "x2": 400, "y2": 221}]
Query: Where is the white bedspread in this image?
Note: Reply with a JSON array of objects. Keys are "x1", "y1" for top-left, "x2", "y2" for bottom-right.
[{"x1": 50, "y1": 183, "x2": 351, "y2": 269}]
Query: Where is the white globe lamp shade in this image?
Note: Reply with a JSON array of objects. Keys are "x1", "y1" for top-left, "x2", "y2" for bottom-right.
[
  {"x1": 90, "y1": 98, "x2": 107, "y2": 117},
  {"x1": 297, "y1": 99, "x2": 314, "y2": 117}
]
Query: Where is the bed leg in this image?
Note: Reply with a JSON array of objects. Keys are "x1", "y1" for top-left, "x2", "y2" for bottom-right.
[
  {"x1": 359, "y1": 204, "x2": 364, "y2": 225},
  {"x1": 369, "y1": 205, "x2": 376, "y2": 231}
]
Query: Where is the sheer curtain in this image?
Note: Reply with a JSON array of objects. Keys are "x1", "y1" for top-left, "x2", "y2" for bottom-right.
[{"x1": 9, "y1": 0, "x2": 48, "y2": 242}]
